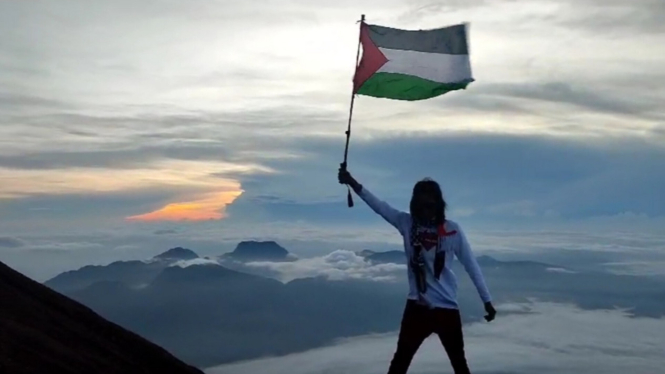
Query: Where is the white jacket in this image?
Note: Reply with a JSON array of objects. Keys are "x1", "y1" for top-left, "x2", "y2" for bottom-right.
[{"x1": 356, "y1": 186, "x2": 492, "y2": 309}]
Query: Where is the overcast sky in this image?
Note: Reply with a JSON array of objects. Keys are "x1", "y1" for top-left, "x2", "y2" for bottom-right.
[
  {"x1": 1, "y1": 0, "x2": 664, "y2": 279},
  {"x1": 207, "y1": 301, "x2": 665, "y2": 374}
]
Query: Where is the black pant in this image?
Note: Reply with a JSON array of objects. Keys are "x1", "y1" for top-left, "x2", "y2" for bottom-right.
[{"x1": 387, "y1": 300, "x2": 471, "y2": 374}]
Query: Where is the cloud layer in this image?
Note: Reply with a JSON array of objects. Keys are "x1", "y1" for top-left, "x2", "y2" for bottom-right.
[
  {"x1": 2, "y1": 0, "x2": 664, "y2": 217},
  {"x1": 170, "y1": 258, "x2": 221, "y2": 268},
  {"x1": 207, "y1": 301, "x2": 665, "y2": 374},
  {"x1": 225, "y1": 133, "x2": 665, "y2": 226},
  {"x1": 3, "y1": 219, "x2": 665, "y2": 282},
  {"x1": 243, "y1": 250, "x2": 406, "y2": 282},
  {"x1": 1, "y1": 0, "x2": 664, "y2": 278}
]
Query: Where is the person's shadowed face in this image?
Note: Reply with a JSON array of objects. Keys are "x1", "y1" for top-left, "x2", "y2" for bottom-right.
[{"x1": 410, "y1": 179, "x2": 446, "y2": 225}]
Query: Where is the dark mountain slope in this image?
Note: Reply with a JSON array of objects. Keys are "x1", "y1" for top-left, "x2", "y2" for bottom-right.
[{"x1": 0, "y1": 260, "x2": 202, "y2": 374}]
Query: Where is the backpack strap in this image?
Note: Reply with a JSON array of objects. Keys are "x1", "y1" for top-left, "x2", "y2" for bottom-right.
[
  {"x1": 434, "y1": 222, "x2": 458, "y2": 279},
  {"x1": 409, "y1": 222, "x2": 427, "y2": 294}
]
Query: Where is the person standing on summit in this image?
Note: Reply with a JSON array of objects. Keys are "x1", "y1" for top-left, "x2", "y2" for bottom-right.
[{"x1": 338, "y1": 166, "x2": 496, "y2": 374}]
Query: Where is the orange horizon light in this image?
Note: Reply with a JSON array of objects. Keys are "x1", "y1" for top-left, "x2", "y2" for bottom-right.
[{"x1": 125, "y1": 190, "x2": 243, "y2": 222}]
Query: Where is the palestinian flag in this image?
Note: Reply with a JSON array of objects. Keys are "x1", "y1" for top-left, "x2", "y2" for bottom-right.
[{"x1": 353, "y1": 21, "x2": 474, "y2": 101}]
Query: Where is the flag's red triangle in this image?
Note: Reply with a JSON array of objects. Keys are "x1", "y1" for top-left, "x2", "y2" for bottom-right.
[{"x1": 353, "y1": 22, "x2": 388, "y2": 93}]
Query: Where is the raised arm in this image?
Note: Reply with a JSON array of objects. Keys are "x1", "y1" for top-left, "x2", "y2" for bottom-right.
[
  {"x1": 452, "y1": 223, "x2": 492, "y2": 306},
  {"x1": 356, "y1": 186, "x2": 407, "y2": 230},
  {"x1": 338, "y1": 166, "x2": 407, "y2": 232}
]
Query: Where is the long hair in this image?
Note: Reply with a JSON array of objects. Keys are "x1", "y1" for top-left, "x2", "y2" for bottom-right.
[
  {"x1": 409, "y1": 179, "x2": 448, "y2": 288},
  {"x1": 409, "y1": 178, "x2": 446, "y2": 225}
]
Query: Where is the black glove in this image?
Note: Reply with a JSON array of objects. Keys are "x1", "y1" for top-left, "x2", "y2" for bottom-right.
[
  {"x1": 484, "y1": 302, "x2": 496, "y2": 322},
  {"x1": 338, "y1": 164, "x2": 362, "y2": 193}
]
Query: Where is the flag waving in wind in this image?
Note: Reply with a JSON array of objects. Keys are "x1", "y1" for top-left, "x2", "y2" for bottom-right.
[
  {"x1": 340, "y1": 16, "x2": 474, "y2": 207},
  {"x1": 353, "y1": 21, "x2": 474, "y2": 101}
]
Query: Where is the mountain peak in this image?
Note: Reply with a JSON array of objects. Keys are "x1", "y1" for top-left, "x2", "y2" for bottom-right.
[
  {"x1": 236, "y1": 240, "x2": 287, "y2": 253},
  {"x1": 356, "y1": 249, "x2": 377, "y2": 258},
  {"x1": 222, "y1": 240, "x2": 296, "y2": 262},
  {"x1": 154, "y1": 247, "x2": 199, "y2": 261}
]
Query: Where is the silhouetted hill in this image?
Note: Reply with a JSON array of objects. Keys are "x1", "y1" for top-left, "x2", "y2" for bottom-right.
[
  {"x1": 356, "y1": 249, "x2": 376, "y2": 257},
  {"x1": 149, "y1": 263, "x2": 283, "y2": 297},
  {"x1": 476, "y1": 255, "x2": 551, "y2": 269},
  {"x1": 63, "y1": 262, "x2": 403, "y2": 367},
  {"x1": 0, "y1": 260, "x2": 202, "y2": 374},
  {"x1": 364, "y1": 250, "x2": 406, "y2": 265},
  {"x1": 153, "y1": 246, "x2": 199, "y2": 261},
  {"x1": 44, "y1": 260, "x2": 165, "y2": 294},
  {"x1": 153, "y1": 263, "x2": 251, "y2": 285},
  {"x1": 44, "y1": 247, "x2": 200, "y2": 294},
  {"x1": 454, "y1": 255, "x2": 665, "y2": 318},
  {"x1": 221, "y1": 240, "x2": 296, "y2": 262}
]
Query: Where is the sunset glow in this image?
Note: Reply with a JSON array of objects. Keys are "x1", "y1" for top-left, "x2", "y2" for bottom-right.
[{"x1": 126, "y1": 190, "x2": 243, "y2": 222}]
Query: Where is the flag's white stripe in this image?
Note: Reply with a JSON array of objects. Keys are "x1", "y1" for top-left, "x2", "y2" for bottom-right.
[{"x1": 377, "y1": 47, "x2": 473, "y2": 83}]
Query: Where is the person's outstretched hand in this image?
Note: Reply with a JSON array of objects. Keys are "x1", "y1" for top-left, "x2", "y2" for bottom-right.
[
  {"x1": 338, "y1": 165, "x2": 353, "y2": 185},
  {"x1": 338, "y1": 164, "x2": 361, "y2": 193},
  {"x1": 484, "y1": 302, "x2": 497, "y2": 322}
]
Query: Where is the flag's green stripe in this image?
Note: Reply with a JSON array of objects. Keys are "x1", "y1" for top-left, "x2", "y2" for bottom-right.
[
  {"x1": 367, "y1": 23, "x2": 468, "y2": 55},
  {"x1": 356, "y1": 72, "x2": 473, "y2": 101}
]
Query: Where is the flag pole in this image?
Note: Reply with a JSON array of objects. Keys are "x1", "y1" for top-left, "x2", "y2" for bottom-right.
[{"x1": 341, "y1": 13, "x2": 365, "y2": 208}]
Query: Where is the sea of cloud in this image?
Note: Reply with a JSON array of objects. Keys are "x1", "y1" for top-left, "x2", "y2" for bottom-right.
[
  {"x1": 241, "y1": 249, "x2": 406, "y2": 282},
  {"x1": 207, "y1": 301, "x2": 665, "y2": 374},
  {"x1": 5, "y1": 224, "x2": 665, "y2": 283},
  {"x1": 167, "y1": 249, "x2": 407, "y2": 283}
]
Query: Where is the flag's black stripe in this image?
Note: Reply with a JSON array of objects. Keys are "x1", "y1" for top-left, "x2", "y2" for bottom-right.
[{"x1": 367, "y1": 23, "x2": 469, "y2": 55}]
